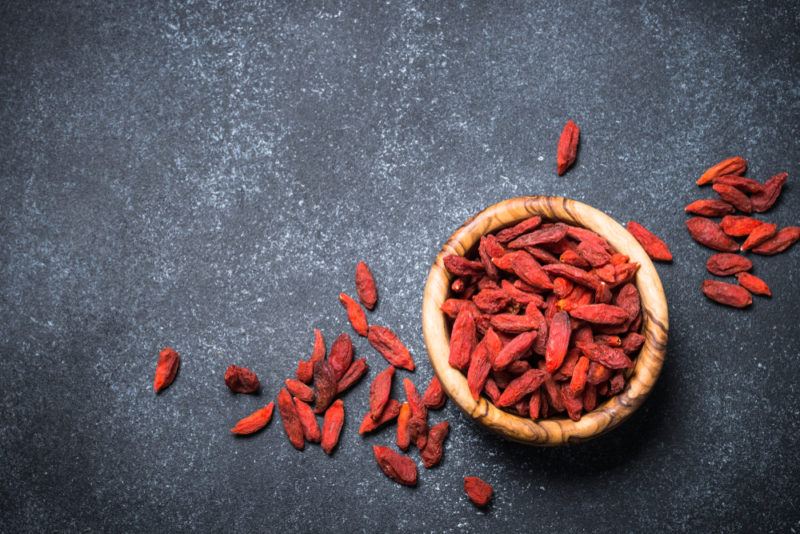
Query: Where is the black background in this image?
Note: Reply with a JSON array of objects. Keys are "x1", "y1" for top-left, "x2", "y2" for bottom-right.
[{"x1": 2, "y1": 1, "x2": 799, "y2": 532}]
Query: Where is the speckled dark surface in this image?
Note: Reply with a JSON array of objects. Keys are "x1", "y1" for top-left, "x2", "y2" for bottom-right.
[{"x1": 2, "y1": 1, "x2": 799, "y2": 532}]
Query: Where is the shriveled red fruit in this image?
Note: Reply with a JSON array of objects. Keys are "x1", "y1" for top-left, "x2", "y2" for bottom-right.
[
  {"x1": 359, "y1": 399, "x2": 401, "y2": 435},
  {"x1": 355, "y1": 261, "x2": 378, "y2": 310},
  {"x1": 705, "y1": 253, "x2": 752, "y2": 276},
  {"x1": 443, "y1": 255, "x2": 484, "y2": 277},
  {"x1": 684, "y1": 199, "x2": 735, "y2": 217},
  {"x1": 310, "y1": 328, "x2": 326, "y2": 364},
  {"x1": 701, "y1": 280, "x2": 752, "y2": 308},
  {"x1": 577, "y1": 341, "x2": 633, "y2": 369},
  {"x1": 337, "y1": 358, "x2": 368, "y2": 394},
  {"x1": 697, "y1": 156, "x2": 747, "y2": 186},
  {"x1": 277, "y1": 388, "x2": 305, "y2": 450},
  {"x1": 422, "y1": 376, "x2": 446, "y2": 410},
  {"x1": 751, "y1": 172, "x2": 788, "y2": 212},
  {"x1": 544, "y1": 311, "x2": 571, "y2": 373},
  {"x1": 493, "y1": 331, "x2": 538, "y2": 370},
  {"x1": 560, "y1": 383, "x2": 584, "y2": 421},
  {"x1": 529, "y1": 390, "x2": 542, "y2": 419},
  {"x1": 496, "y1": 216, "x2": 543, "y2": 243},
  {"x1": 396, "y1": 402, "x2": 411, "y2": 451},
  {"x1": 712, "y1": 183, "x2": 752, "y2": 213},
  {"x1": 467, "y1": 339, "x2": 492, "y2": 401},
  {"x1": 464, "y1": 476, "x2": 493, "y2": 507},
  {"x1": 489, "y1": 313, "x2": 539, "y2": 333},
  {"x1": 736, "y1": 272, "x2": 771, "y2": 297},
  {"x1": 420, "y1": 421, "x2": 449, "y2": 468},
  {"x1": 293, "y1": 398, "x2": 321, "y2": 443},
  {"x1": 720, "y1": 215, "x2": 763, "y2": 237},
  {"x1": 478, "y1": 236, "x2": 500, "y2": 280},
  {"x1": 587, "y1": 361, "x2": 611, "y2": 384},
  {"x1": 569, "y1": 304, "x2": 629, "y2": 326},
  {"x1": 577, "y1": 239, "x2": 612, "y2": 267},
  {"x1": 621, "y1": 332, "x2": 645, "y2": 354},
  {"x1": 500, "y1": 279, "x2": 544, "y2": 306},
  {"x1": 582, "y1": 384, "x2": 597, "y2": 411},
  {"x1": 325, "y1": 333, "x2": 352, "y2": 381},
  {"x1": 542, "y1": 263, "x2": 600, "y2": 289},
  {"x1": 507, "y1": 224, "x2": 569, "y2": 250},
  {"x1": 403, "y1": 378, "x2": 429, "y2": 450},
  {"x1": 373, "y1": 445, "x2": 417, "y2": 486},
  {"x1": 285, "y1": 378, "x2": 315, "y2": 403},
  {"x1": 296, "y1": 360, "x2": 314, "y2": 384},
  {"x1": 556, "y1": 119, "x2": 580, "y2": 175},
  {"x1": 321, "y1": 399, "x2": 345, "y2": 455},
  {"x1": 312, "y1": 359, "x2": 337, "y2": 414},
  {"x1": 367, "y1": 325, "x2": 415, "y2": 371},
  {"x1": 497, "y1": 369, "x2": 547, "y2": 406},
  {"x1": 712, "y1": 174, "x2": 763, "y2": 194},
  {"x1": 569, "y1": 356, "x2": 590, "y2": 395},
  {"x1": 751, "y1": 226, "x2": 800, "y2": 255},
  {"x1": 339, "y1": 293, "x2": 368, "y2": 337},
  {"x1": 741, "y1": 222, "x2": 777, "y2": 251},
  {"x1": 224, "y1": 365, "x2": 260, "y2": 394},
  {"x1": 369, "y1": 366, "x2": 395, "y2": 421},
  {"x1": 686, "y1": 217, "x2": 739, "y2": 252},
  {"x1": 511, "y1": 251, "x2": 554, "y2": 291},
  {"x1": 153, "y1": 347, "x2": 180, "y2": 393},
  {"x1": 626, "y1": 221, "x2": 673, "y2": 262},
  {"x1": 231, "y1": 403, "x2": 274, "y2": 435},
  {"x1": 448, "y1": 306, "x2": 477, "y2": 371},
  {"x1": 472, "y1": 288, "x2": 511, "y2": 313}
]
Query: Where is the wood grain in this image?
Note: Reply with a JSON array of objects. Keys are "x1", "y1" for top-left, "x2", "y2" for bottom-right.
[{"x1": 421, "y1": 196, "x2": 668, "y2": 446}]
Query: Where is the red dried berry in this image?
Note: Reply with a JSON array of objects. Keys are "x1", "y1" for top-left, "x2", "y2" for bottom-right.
[
  {"x1": 697, "y1": 156, "x2": 747, "y2": 186},
  {"x1": 464, "y1": 476, "x2": 493, "y2": 507},
  {"x1": 355, "y1": 261, "x2": 378, "y2": 310},
  {"x1": 339, "y1": 293, "x2": 368, "y2": 337},
  {"x1": 626, "y1": 221, "x2": 673, "y2": 262},
  {"x1": 224, "y1": 365, "x2": 260, "y2": 394},
  {"x1": 373, "y1": 445, "x2": 417, "y2": 486},
  {"x1": 369, "y1": 366, "x2": 395, "y2": 421},
  {"x1": 153, "y1": 347, "x2": 180, "y2": 393},
  {"x1": 277, "y1": 388, "x2": 305, "y2": 450},
  {"x1": 231, "y1": 403, "x2": 274, "y2": 435},
  {"x1": 293, "y1": 398, "x2": 321, "y2": 443},
  {"x1": 556, "y1": 119, "x2": 580, "y2": 175},
  {"x1": 736, "y1": 272, "x2": 771, "y2": 297},
  {"x1": 701, "y1": 280, "x2": 752, "y2": 308},
  {"x1": 321, "y1": 399, "x2": 345, "y2": 455}
]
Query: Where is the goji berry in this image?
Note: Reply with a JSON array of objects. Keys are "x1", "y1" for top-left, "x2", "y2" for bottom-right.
[
  {"x1": 741, "y1": 222, "x2": 778, "y2": 251},
  {"x1": 336, "y1": 358, "x2": 368, "y2": 395},
  {"x1": 153, "y1": 347, "x2": 180, "y2": 393},
  {"x1": 702, "y1": 280, "x2": 752, "y2": 308},
  {"x1": 369, "y1": 366, "x2": 395, "y2": 421},
  {"x1": 321, "y1": 399, "x2": 345, "y2": 455},
  {"x1": 285, "y1": 378, "x2": 315, "y2": 403},
  {"x1": 686, "y1": 217, "x2": 739, "y2": 252},
  {"x1": 705, "y1": 253, "x2": 752, "y2": 276},
  {"x1": 556, "y1": 119, "x2": 580, "y2": 175},
  {"x1": 355, "y1": 261, "x2": 378, "y2": 310},
  {"x1": 736, "y1": 272, "x2": 771, "y2": 297},
  {"x1": 277, "y1": 388, "x2": 305, "y2": 450},
  {"x1": 359, "y1": 399, "x2": 401, "y2": 435},
  {"x1": 373, "y1": 445, "x2": 417, "y2": 486},
  {"x1": 231, "y1": 403, "x2": 274, "y2": 435},
  {"x1": 684, "y1": 198, "x2": 735, "y2": 217},
  {"x1": 751, "y1": 226, "x2": 800, "y2": 255},
  {"x1": 339, "y1": 293, "x2": 368, "y2": 337},
  {"x1": 626, "y1": 221, "x2": 673, "y2": 262},
  {"x1": 751, "y1": 172, "x2": 788, "y2": 212},
  {"x1": 422, "y1": 376, "x2": 446, "y2": 410},
  {"x1": 448, "y1": 306, "x2": 477, "y2": 371},
  {"x1": 697, "y1": 156, "x2": 746, "y2": 186},
  {"x1": 293, "y1": 398, "x2": 321, "y2": 443},
  {"x1": 464, "y1": 476, "x2": 493, "y2": 507},
  {"x1": 224, "y1": 365, "x2": 260, "y2": 394},
  {"x1": 367, "y1": 326, "x2": 415, "y2": 371},
  {"x1": 420, "y1": 421, "x2": 449, "y2": 469}
]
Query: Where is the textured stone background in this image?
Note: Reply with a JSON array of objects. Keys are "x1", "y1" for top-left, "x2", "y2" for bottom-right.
[{"x1": 1, "y1": 1, "x2": 799, "y2": 532}]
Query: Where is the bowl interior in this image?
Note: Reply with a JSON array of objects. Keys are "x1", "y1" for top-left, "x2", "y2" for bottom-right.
[{"x1": 421, "y1": 196, "x2": 668, "y2": 446}]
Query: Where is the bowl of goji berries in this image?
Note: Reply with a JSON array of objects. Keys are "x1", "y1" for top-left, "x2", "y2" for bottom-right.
[{"x1": 421, "y1": 196, "x2": 668, "y2": 445}]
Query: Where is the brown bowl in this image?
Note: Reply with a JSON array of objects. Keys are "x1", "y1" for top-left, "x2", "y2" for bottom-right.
[{"x1": 421, "y1": 196, "x2": 668, "y2": 446}]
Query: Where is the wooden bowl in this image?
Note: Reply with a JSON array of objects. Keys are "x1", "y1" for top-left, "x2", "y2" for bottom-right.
[{"x1": 421, "y1": 196, "x2": 668, "y2": 446}]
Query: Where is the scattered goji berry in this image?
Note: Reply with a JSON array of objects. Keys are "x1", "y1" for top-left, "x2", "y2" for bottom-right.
[
  {"x1": 420, "y1": 421, "x2": 449, "y2": 469},
  {"x1": 367, "y1": 325, "x2": 415, "y2": 371},
  {"x1": 712, "y1": 183, "x2": 752, "y2": 213},
  {"x1": 686, "y1": 217, "x2": 739, "y2": 252},
  {"x1": 464, "y1": 476, "x2": 493, "y2": 507},
  {"x1": 422, "y1": 376, "x2": 446, "y2": 410},
  {"x1": 751, "y1": 226, "x2": 800, "y2": 255},
  {"x1": 736, "y1": 272, "x2": 771, "y2": 297},
  {"x1": 285, "y1": 378, "x2": 315, "y2": 403},
  {"x1": 556, "y1": 119, "x2": 580, "y2": 176},
  {"x1": 701, "y1": 280, "x2": 752, "y2": 308},
  {"x1": 359, "y1": 399, "x2": 401, "y2": 435},
  {"x1": 277, "y1": 388, "x2": 305, "y2": 450},
  {"x1": 231, "y1": 403, "x2": 274, "y2": 435},
  {"x1": 625, "y1": 221, "x2": 673, "y2": 262},
  {"x1": 684, "y1": 199, "x2": 735, "y2": 217},
  {"x1": 312, "y1": 359, "x2": 338, "y2": 414},
  {"x1": 720, "y1": 215, "x2": 763, "y2": 237},
  {"x1": 697, "y1": 156, "x2": 746, "y2": 186},
  {"x1": 396, "y1": 402, "x2": 412, "y2": 451},
  {"x1": 355, "y1": 261, "x2": 378, "y2": 310},
  {"x1": 294, "y1": 398, "x2": 321, "y2": 443},
  {"x1": 373, "y1": 445, "x2": 417, "y2": 486},
  {"x1": 321, "y1": 399, "x2": 345, "y2": 455},
  {"x1": 153, "y1": 347, "x2": 180, "y2": 393},
  {"x1": 751, "y1": 172, "x2": 788, "y2": 212},
  {"x1": 224, "y1": 365, "x2": 260, "y2": 394},
  {"x1": 339, "y1": 293, "x2": 368, "y2": 337},
  {"x1": 336, "y1": 358, "x2": 369, "y2": 395},
  {"x1": 369, "y1": 366, "x2": 395, "y2": 421},
  {"x1": 740, "y1": 222, "x2": 778, "y2": 251},
  {"x1": 705, "y1": 253, "x2": 752, "y2": 276}
]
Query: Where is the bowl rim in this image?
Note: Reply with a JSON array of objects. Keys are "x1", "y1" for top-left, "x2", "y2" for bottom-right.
[{"x1": 421, "y1": 195, "x2": 669, "y2": 446}]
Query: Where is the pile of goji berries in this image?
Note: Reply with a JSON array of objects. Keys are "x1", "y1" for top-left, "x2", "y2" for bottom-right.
[
  {"x1": 442, "y1": 217, "x2": 647, "y2": 421},
  {"x1": 152, "y1": 261, "x2": 493, "y2": 508},
  {"x1": 686, "y1": 157, "x2": 798, "y2": 308}
]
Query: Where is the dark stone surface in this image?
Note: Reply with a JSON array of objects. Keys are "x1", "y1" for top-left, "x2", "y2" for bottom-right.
[{"x1": 1, "y1": 1, "x2": 799, "y2": 532}]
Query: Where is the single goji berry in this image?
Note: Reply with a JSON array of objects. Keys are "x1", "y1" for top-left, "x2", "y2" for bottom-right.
[
  {"x1": 500, "y1": 279, "x2": 544, "y2": 306},
  {"x1": 544, "y1": 311, "x2": 571, "y2": 373},
  {"x1": 712, "y1": 183, "x2": 752, "y2": 213},
  {"x1": 448, "y1": 306, "x2": 477, "y2": 371},
  {"x1": 705, "y1": 253, "x2": 752, "y2": 276},
  {"x1": 621, "y1": 332, "x2": 645, "y2": 355},
  {"x1": 576, "y1": 341, "x2": 633, "y2": 369},
  {"x1": 587, "y1": 361, "x2": 612, "y2": 384},
  {"x1": 420, "y1": 421, "x2": 450, "y2": 469},
  {"x1": 696, "y1": 156, "x2": 746, "y2": 186},
  {"x1": 576, "y1": 239, "x2": 611, "y2": 267},
  {"x1": 339, "y1": 293, "x2": 368, "y2": 337},
  {"x1": 328, "y1": 333, "x2": 354, "y2": 382},
  {"x1": 493, "y1": 330, "x2": 538, "y2": 370},
  {"x1": 542, "y1": 263, "x2": 600, "y2": 289},
  {"x1": 321, "y1": 399, "x2": 345, "y2": 455},
  {"x1": 559, "y1": 248, "x2": 591, "y2": 269},
  {"x1": 701, "y1": 279, "x2": 752, "y2": 308},
  {"x1": 510, "y1": 251, "x2": 554, "y2": 291},
  {"x1": 309, "y1": 328, "x2": 326, "y2": 364},
  {"x1": 496, "y1": 369, "x2": 547, "y2": 407},
  {"x1": 478, "y1": 236, "x2": 501, "y2": 280},
  {"x1": 720, "y1": 215, "x2": 763, "y2": 237},
  {"x1": 496, "y1": 216, "x2": 543, "y2": 243},
  {"x1": 560, "y1": 383, "x2": 583, "y2": 421},
  {"x1": 422, "y1": 376, "x2": 446, "y2": 410},
  {"x1": 557, "y1": 119, "x2": 580, "y2": 175},
  {"x1": 684, "y1": 198, "x2": 735, "y2": 217},
  {"x1": 472, "y1": 288, "x2": 512, "y2": 313},
  {"x1": 355, "y1": 261, "x2": 378, "y2": 310},
  {"x1": 224, "y1": 365, "x2": 260, "y2": 394},
  {"x1": 569, "y1": 356, "x2": 590, "y2": 395},
  {"x1": 403, "y1": 378, "x2": 428, "y2": 450},
  {"x1": 367, "y1": 325, "x2": 415, "y2": 371},
  {"x1": 369, "y1": 366, "x2": 395, "y2": 421},
  {"x1": 231, "y1": 403, "x2": 274, "y2": 435},
  {"x1": 686, "y1": 217, "x2": 739, "y2": 252},
  {"x1": 741, "y1": 222, "x2": 778, "y2": 251},
  {"x1": 712, "y1": 174, "x2": 763, "y2": 194},
  {"x1": 443, "y1": 255, "x2": 485, "y2": 277},
  {"x1": 626, "y1": 221, "x2": 673, "y2": 262},
  {"x1": 312, "y1": 359, "x2": 338, "y2": 414},
  {"x1": 373, "y1": 445, "x2": 417, "y2": 486},
  {"x1": 277, "y1": 388, "x2": 305, "y2": 450},
  {"x1": 569, "y1": 304, "x2": 629, "y2": 326},
  {"x1": 153, "y1": 347, "x2": 180, "y2": 393},
  {"x1": 396, "y1": 402, "x2": 412, "y2": 451},
  {"x1": 736, "y1": 272, "x2": 771, "y2": 297},
  {"x1": 285, "y1": 378, "x2": 315, "y2": 403},
  {"x1": 293, "y1": 398, "x2": 321, "y2": 443},
  {"x1": 464, "y1": 476, "x2": 493, "y2": 507},
  {"x1": 296, "y1": 359, "x2": 314, "y2": 384},
  {"x1": 529, "y1": 390, "x2": 542, "y2": 419},
  {"x1": 359, "y1": 399, "x2": 401, "y2": 435},
  {"x1": 582, "y1": 383, "x2": 597, "y2": 411},
  {"x1": 751, "y1": 172, "x2": 788, "y2": 212},
  {"x1": 336, "y1": 358, "x2": 369, "y2": 394},
  {"x1": 507, "y1": 223, "x2": 569, "y2": 250},
  {"x1": 489, "y1": 313, "x2": 539, "y2": 334}
]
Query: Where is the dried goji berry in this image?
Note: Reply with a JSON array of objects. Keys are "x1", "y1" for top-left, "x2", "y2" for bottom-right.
[
  {"x1": 277, "y1": 388, "x2": 305, "y2": 450},
  {"x1": 396, "y1": 402, "x2": 412, "y2": 451},
  {"x1": 569, "y1": 304, "x2": 629, "y2": 326},
  {"x1": 339, "y1": 293, "x2": 368, "y2": 337},
  {"x1": 712, "y1": 183, "x2": 752, "y2": 213},
  {"x1": 751, "y1": 226, "x2": 800, "y2": 255},
  {"x1": 422, "y1": 376, "x2": 446, "y2": 410},
  {"x1": 569, "y1": 356, "x2": 590, "y2": 395},
  {"x1": 296, "y1": 359, "x2": 314, "y2": 384},
  {"x1": 576, "y1": 341, "x2": 633, "y2": 369},
  {"x1": 741, "y1": 222, "x2": 778, "y2": 251},
  {"x1": 582, "y1": 383, "x2": 597, "y2": 411},
  {"x1": 529, "y1": 390, "x2": 542, "y2": 419},
  {"x1": 310, "y1": 328, "x2": 326, "y2": 364},
  {"x1": 626, "y1": 221, "x2": 673, "y2": 262},
  {"x1": 493, "y1": 330, "x2": 538, "y2": 370},
  {"x1": 321, "y1": 399, "x2": 345, "y2": 455},
  {"x1": 285, "y1": 378, "x2": 315, "y2": 403},
  {"x1": 328, "y1": 333, "x2": 354, "y2": 382},
  {"x1": 510, "y1": 250, "x2": 554, "y2": 291},
  {"x1": 224, "y1": 365, "x2": 260, "y2": 394},
  {"x1": 500, "y1": 279, "x2": 544, "y2": 306},
  {"x1": 464, "y1": 476, "x2": 493, "y2": 507},
  {"x1": 231, "y1": 403, "x2": 274, "y2": 435},
  {"x1": 595, "y1": 334, "x2": 622, "y2": 347},
  {"x1": 544, "y1": 311, "x2": 571, "y2": 373},
  {"x1": 576, "y1": 239, "x2": 612, "y2": 267},
  {"x1": 525, "y1": 246, "x2": 560, "y2": 265},
  {"x1": 293, "y1": 398, "x2": 321, "y2": 443},
  {"x1": 403, "y1": 378, "x2": 428, "y2": 450},
  {"x1": 497, "y1": 369, "x2": 547, "y2": 407},
  {"x1": 701, "y1": 280, "x2": 752, "y2": 308},
  {"x1": 621, "y1": 332, "x2": 645, "y2": 355},
  {"x1": 736, "y1": 272, "x2": 771, "y2": 297},
  {"x1": 312, "y1": 359, "x2": 338, "y2": 414},
  {"x1": 153, "y1": 347, "x2": 180, "y2": 393},
  {"x1": 697, "y1": 156, "x2": 746, "y2": 186},
  {"x1": 448, "y1": 306, "x2": 477, "y2": 371},
  {"x1": 367, "y1": 325, "x2": 415, "y2": 371},
  {"x1": 507, "y1": 223, "x2": 569, "y2": 250},
  {"x1": 355, "y1": 261, "x2": 378, "y2": 310},
  {"x1": 684, "y1": 198, "x2": 735, "y2": 217},
  {"x1": 359, "y1": 399, "x2": 401, "y2": 435},
  {"x1": 566, "y1": 225, "x2": 613, "y2": 252},
  {"x1": 472, "y1": 288, "x2": 512, "y2": 313},
  {"x1": 369, "y1": 366, "x2": 395, "y2": 421},
  {"x1": 373, "y1": 445, "x2": 417, "y2": 486},
  {"x1": 496, "y1": 216, "x2": 543, "y2": 243},
  {"x1": 559, "y1": 248, "x2": 591, "y2": 269},
  {"x1": 587, "y1": 361, "x2": 611, "y2": 384},
  {"x1": 443, "y1": 255, "x2": 485, "y2": 277},
  {"x1": 467, "y1": 339, "x2": 491, "y2": 401},
  {"x1": 686, "y1": 217, "x2": 739, "y2": 252},
  {"x1": 478, "y1": 236, "x2": 501, "y2": 280},
  {"x1": 751, "y1": 172, "x2": 788, "y2": 212},
  {"x1": 337, "y1": 357, "x2": 368, "y2": 394},
  {"x1": 712, "y1": 174, "x2": 763, "y2": 194},
  {"x1": 705, "y1": 253, "x2": 752, "y2": 276},
  {"x1": 560, "y1": 383, "x2": 583, "y2": 421},
  {"x1": 557, "y1": 119, "x2": 580, "y2": 175},
  {"x1": 542, "y1": 262, "x2": 600, "y2": 289},
  {"x1": 489, "y1": 313, "x2": 539, "y2": 334},
  {"x1": 420, "y1": 421, "x2": 449, "y2": 469}
]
